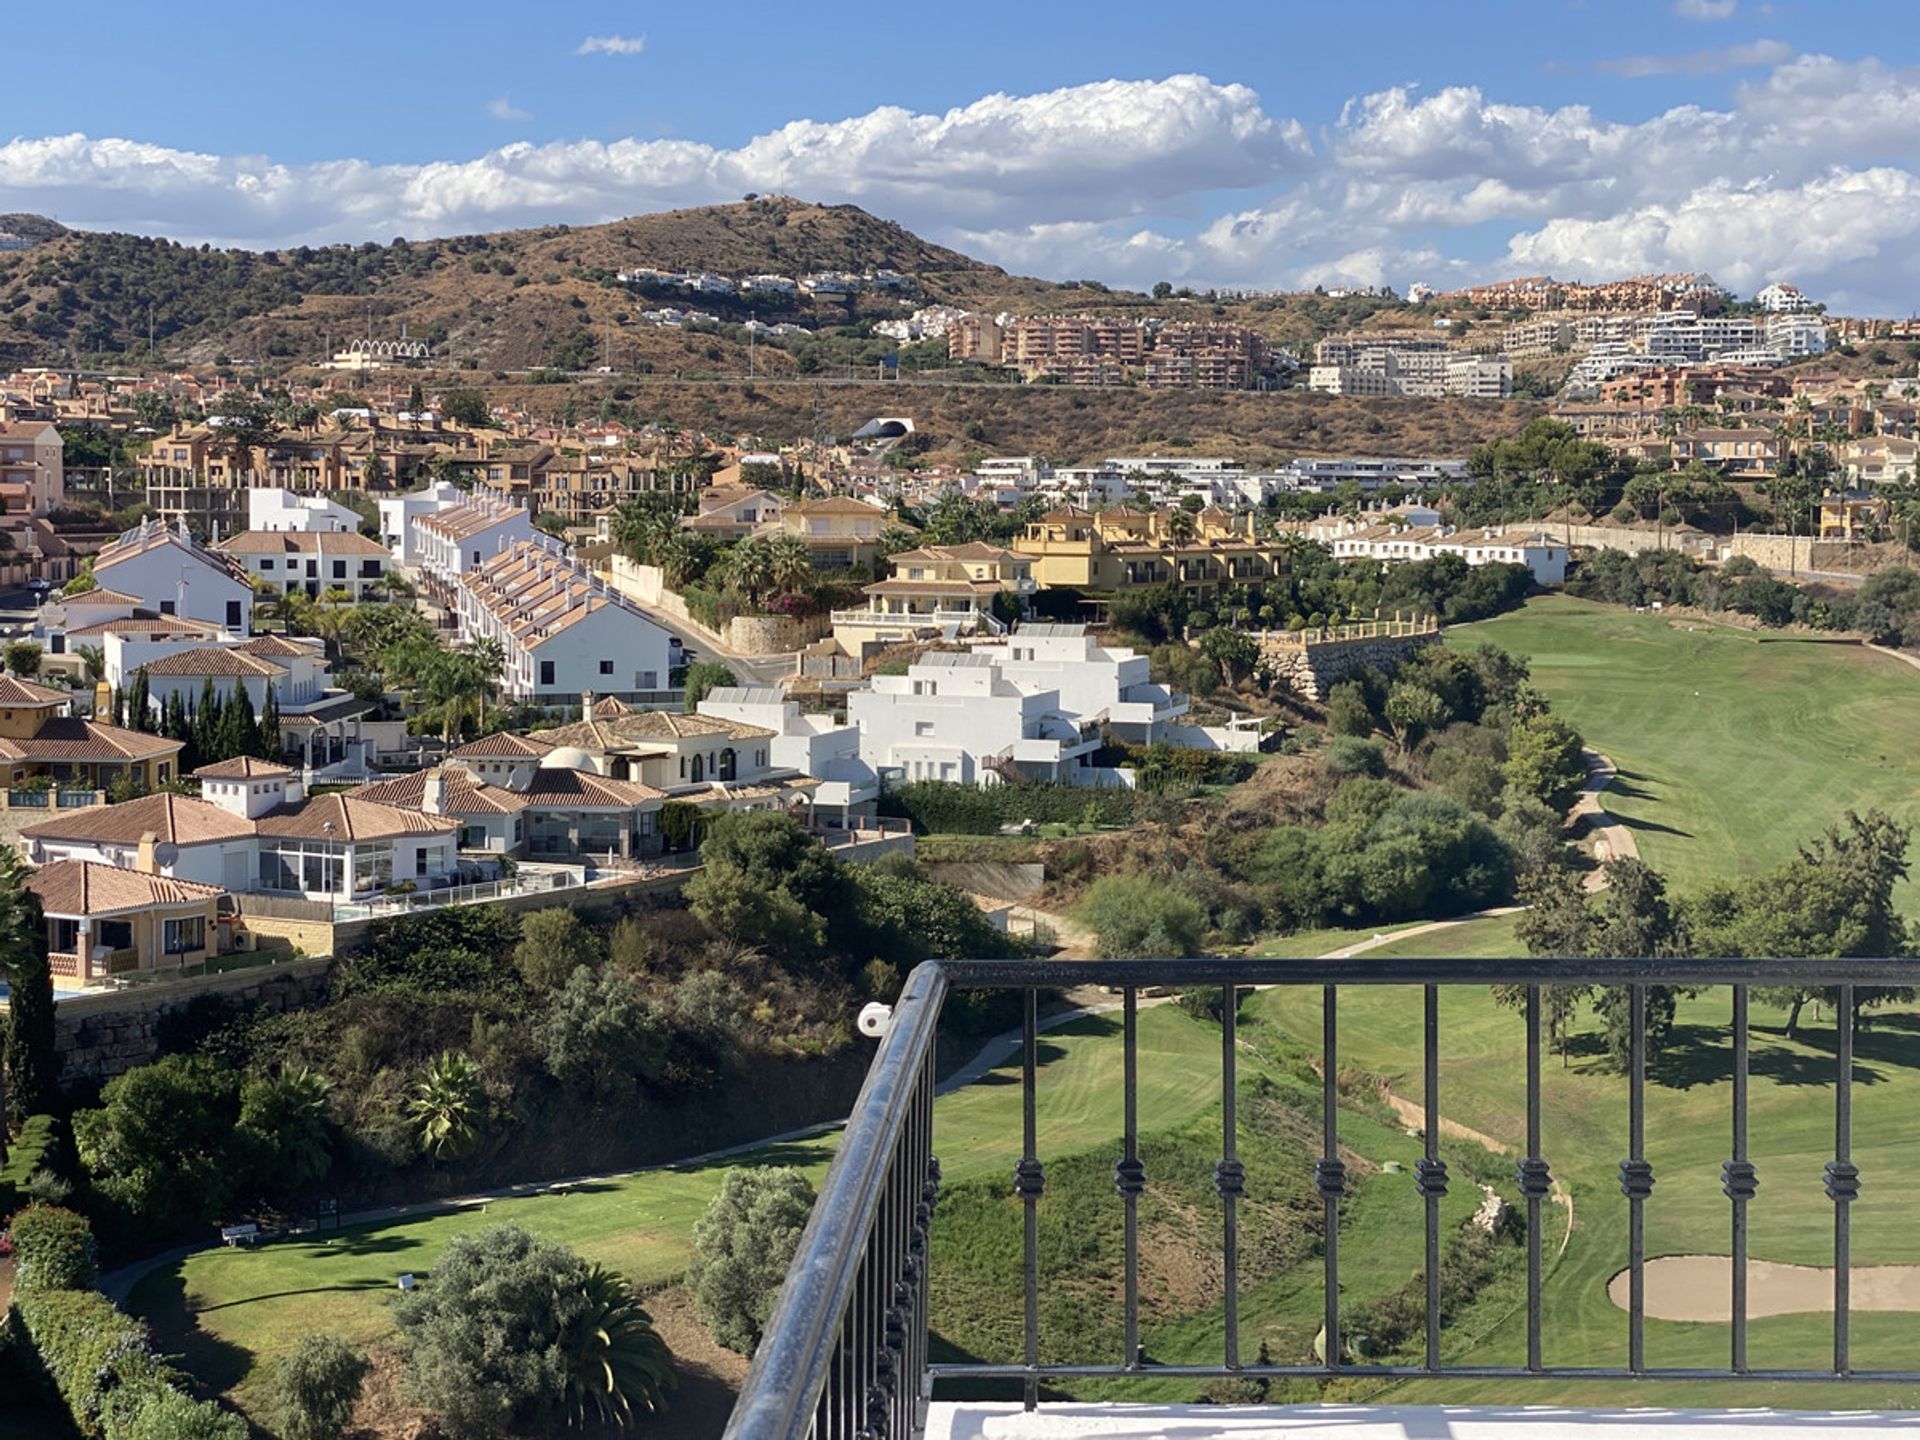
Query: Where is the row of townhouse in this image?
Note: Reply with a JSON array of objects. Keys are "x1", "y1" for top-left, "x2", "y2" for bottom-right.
[
  {"x1": 455, "y1": 542, "x2": 676, "y2": 701},
  {"x1": 1012, "y1": 505, "x2": 1302, "y2": 597},
  {"x1": 413, "y1": 494, "x2": 540, "y2": 592},
  {"x1": 1317, "y1": 519, "x2": 1570, "y2": 586},
  {"x1": 947, "y1": 314, "x2": 1274, "y2": 390}
]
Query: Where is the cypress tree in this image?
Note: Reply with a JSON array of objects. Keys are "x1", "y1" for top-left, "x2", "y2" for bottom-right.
[
  {"x1": 0, "y1": 848, "x2": 57, "y2": 1118},
  {"x1": 192, "y1": 677, "x2": 221, "y2": 767},
  {"x1": 110, "y1": 685, "x2": 124, "y2": 728},
  {"x1": 218, "y1": 681, "x2": 257, "y2": 763},
  {"x1": 258, "y1": 682, "x2": 281, "y2": 762},
  {"x1": 126, "y1": 668, "x2": 150, "y2": 732}
]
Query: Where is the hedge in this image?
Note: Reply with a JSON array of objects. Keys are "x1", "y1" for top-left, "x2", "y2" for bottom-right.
[
  {"x1": 14, "y1": 1287, "x2": 244, "y2": 1439},
  {"x1": 1, "y1": 1112, "x2": 57, "y2": 1219},
  {"x1": 8, "y1": 1203, "x2": 96, "y2": 1293},
  {"x1": 880, "y1": 780, "x2": 1140, "y2": 835}
]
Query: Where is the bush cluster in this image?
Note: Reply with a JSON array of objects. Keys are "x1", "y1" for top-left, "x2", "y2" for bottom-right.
[{"x1": 881, "y1": 780, "x2": 1139, "y2": 834}]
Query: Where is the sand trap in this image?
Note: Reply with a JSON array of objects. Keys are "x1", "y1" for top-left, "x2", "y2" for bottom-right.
[{"x1": 1609, "y1": 1254, "x2": 1920, "y2": 1321}]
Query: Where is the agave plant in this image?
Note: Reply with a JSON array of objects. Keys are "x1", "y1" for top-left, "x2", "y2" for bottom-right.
[
  {"x1": 407, "y1": 1050, "x2": 486, "y2": 1161},
  {"x1": 560, "y1": 1263, "x2": 676, "y2": 1426}
]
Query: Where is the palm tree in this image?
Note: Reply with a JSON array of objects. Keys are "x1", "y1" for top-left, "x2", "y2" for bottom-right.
[
  {"x1": 309, "y1": 588, "x2": 353, "y2": 662},
  {"x1": 724, "y1": 538, "x2": 773, "y2": 603},
  {"x1": 408, "y1": 1051, "x2": 485, "y2": 1161},
  {"x1": 75, "y1": 644, "x2": 106, "y2": 684},
  {"x1": 467, "y1": 638, "x2": 505, "y2": 729},
  {"x1": 559, "y1": 1264, "x2": 676, "y2": 1426},
  {"x1": 655, "y1": 533, "x2": 706, "y2": 590},
  {"x1": 767, "y1": 534, "x2": 812, "y2": 594},
  {"x1": 1166, "y1": 509, "x2": 1198, "y2": 546}
]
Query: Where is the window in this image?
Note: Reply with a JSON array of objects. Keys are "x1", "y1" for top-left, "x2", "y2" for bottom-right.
[
  {"x1": 226, "y1": 600, "x2": 243, "y2": 627},
  {"x1": 914, "y1": 721, "x2": 934, "y2": 738},
  {"x1": 539, "y1": 660, "x2": 555, "y2": 686},
  {"x1": 159, "y1": 600, "x2": 175, "y2": 615},
  {"x1": 599, "y1": 659, "x2": 614, "y2": 675},
  {"x1": 163, "y1": 915, "x2": 206, "y2": 954},
  {"x1": 416, "y1": 848, "x2": 430, "y2": 877},
  {"x1": 260, "y1": 559, "x2": 275, "y2": 571},
  {"x1": 718, "y1": 748, "x2": 737, "y2": 781},
  {"x1": 637, "y1": 671, "x2": 657, "y2": 689},
  {"x1": 332, "y1": 561, "x2": 347, "y2": 579},
  {"x1": 690, "y1": 753, "x2": 705, "y2": 783}
]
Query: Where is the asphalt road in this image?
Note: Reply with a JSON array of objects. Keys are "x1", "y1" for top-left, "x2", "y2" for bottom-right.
[{"x1": 0, "y1": 587, "x2": 45, "y2": 639}]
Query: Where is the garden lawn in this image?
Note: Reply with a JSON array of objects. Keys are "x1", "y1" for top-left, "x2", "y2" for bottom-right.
[
  {"x1": 130, "y1": 1005, "x2": 1297, "y2": 1409},
  {"x1": 1449, "y1": 595, "x2": 1920, "y2": 915},
  {"x1": 1245, "y1": 976, "x2": 1920, "y2": 1406}
]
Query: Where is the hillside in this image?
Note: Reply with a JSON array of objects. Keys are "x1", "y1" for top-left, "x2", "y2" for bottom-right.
[
  {"x1": 484, "y1": 377, "x2": 1544, "y2": 466},
  {"x1": 0, "y1": 197, "x2": 1066, "y2": 370}
]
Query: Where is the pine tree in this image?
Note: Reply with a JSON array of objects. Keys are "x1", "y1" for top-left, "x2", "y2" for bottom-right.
[{"x1": 258, "y1": 683, "x2": 282, "y2": 762}]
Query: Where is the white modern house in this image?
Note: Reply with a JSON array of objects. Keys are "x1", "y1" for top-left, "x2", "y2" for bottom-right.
[
  {"x1": 848, "y1": 652, "x2": 1105, "y2": 786},
  {"x1": 246, "y1": 487, "x2": 361, "y2": 534},
  {"x1": 455, "y1": 542, "x2": 675, "y2": 701},
  {"x1": 90, "y1": 520, "x2": 255, "y2": 634},
  {"x1": 988, "y1": 624, "x2": 1188, "y2": 746},
  {"x1": 1757, "y1": 282, "x2": 1816, "y2": 312},
  {"x1": 215, "y1": 530, "x2": 393, "y2": 599},
  {"x1": 1321, "y1": 519, "x2": 1568, "y2": 587},
  {"x1": 413, "y1": 495, "x2": 539, "y2": 592},
  {"x1": 697, "y1": 686, "x2": 880, "y2": 828},
  {"x1": 379, "y1": 480, "x2": 466, "y2": 566}
]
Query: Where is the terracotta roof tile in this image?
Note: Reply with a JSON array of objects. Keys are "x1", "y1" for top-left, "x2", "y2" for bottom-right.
[
  {"x1": 255, "y1": 793, "x2": 456, "y2": 842},
  {"x1": 0, "y1": 718, "x2": 183, "y2": 763},
  {"x1": 28, "y1": 860, "x2": 225, "y2": 918},
  {"x1": 135, "y1": 648, "x2": 286, "y2": 678},
  {"x1": 20, "y1": 791, "x2": 255, "y2": 846},
  {"x1": 350, "y1": 766, "x2": 530, "y2": 815},
  {"x1": 194, "y1": 756, "x2": 295, "y2": 779},
  {"x1": 0, "y1": 675, "x2": 70, "y2": 707}
]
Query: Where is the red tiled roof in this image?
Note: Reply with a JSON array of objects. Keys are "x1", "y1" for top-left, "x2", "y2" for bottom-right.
[
  {"x1": 193, "y1": 756, "x2": 295, "y2": 779},
  {"x1": 20, "y1": 791, "x2": 256, "y2": 846},
  {"x1": 350, "y1": 766, "x2": 530, "y2": 815},
  {"x1": 0, "y1": 675, "x2": 69, "y2": 707},
  {"x1": 0, "y1": 718, "x2": 182, "y2": 762},
  {"x1": 28, "y1": 860, "x2": 224, "y2": 918},
  {"x1": 255, "y1": 793, "x2": 456, "y2": 842}
]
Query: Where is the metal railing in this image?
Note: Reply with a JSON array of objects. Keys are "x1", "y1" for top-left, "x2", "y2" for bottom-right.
[{"x1": 723, "y1": 955, "x2": 1920, "y2": 1440}]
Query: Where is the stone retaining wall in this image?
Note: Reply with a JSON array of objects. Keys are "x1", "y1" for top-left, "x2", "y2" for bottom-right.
[
  {"x1": 605, "y1": 557, "x2": 824, "y2": 656},
  {"x1": 1257, "y1": 626, "x2": 1443, "y2": 701},
  {"x1": 54, "y1": 956, "x2": 332, "y2": 1087}
]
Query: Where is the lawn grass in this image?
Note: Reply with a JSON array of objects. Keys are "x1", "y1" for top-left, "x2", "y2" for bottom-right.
[
  {"x1": 1244, "y1": 975, "x2": 1920, "y2": 1404},
  {"x1": 1450, "y1": 595, "x2": 1920, "y2": 914}
]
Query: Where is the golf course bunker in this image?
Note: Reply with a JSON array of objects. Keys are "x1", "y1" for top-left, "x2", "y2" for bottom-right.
[{"x1": 1610, "y1": 1255, "x2": 1920, "y2": 1322}]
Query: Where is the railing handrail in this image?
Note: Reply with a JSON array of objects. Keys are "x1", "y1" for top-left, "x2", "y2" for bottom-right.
[
  {"x1": 723, "y1": 960, "x2": 949, "y2": 1440},
  {"x1": 941, "y1": 955, "x2": 1920, "y2": 987},
  {"x1": 723, "y1": 953, "x2": 1920, "y2": 1439}
]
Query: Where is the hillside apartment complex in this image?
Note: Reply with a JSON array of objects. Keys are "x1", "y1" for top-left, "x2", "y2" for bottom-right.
[
  {"x1": 948, "y1": 313, "x2": 1274, "y2": 389},
  {"x1": 1309, "y1": 333, "x2": 1514, "y2": 399}
]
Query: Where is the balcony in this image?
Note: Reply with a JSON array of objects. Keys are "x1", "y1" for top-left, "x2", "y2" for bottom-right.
[{"x1": 722, "y1": 956, "x2": 1920, "y2": 1440}]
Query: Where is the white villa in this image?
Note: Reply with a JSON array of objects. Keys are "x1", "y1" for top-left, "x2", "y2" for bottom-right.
[
  {"x1": 90, "y1": 520, "x2": 255, "y2": 634},
  {"x1": 696, "y1": 686, "x2": 880, "y2": 829},
  {"x1": 848, "y1": 652, "x2": 1104, "y2": 786}
]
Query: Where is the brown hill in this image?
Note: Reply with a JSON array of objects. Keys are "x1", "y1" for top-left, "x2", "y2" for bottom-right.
[{"x1": 0, "y1": 197, "x2": 1064, "y2": 370}]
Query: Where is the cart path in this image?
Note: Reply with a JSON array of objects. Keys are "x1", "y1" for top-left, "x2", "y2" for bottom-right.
[{"x1": 1611, "y1": 1255, "x2": 1920, "y2": 1322}]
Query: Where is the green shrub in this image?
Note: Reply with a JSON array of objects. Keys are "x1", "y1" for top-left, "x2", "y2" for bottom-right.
[
  {"x1": 267, "y1": 1334, "x2": 369, "y2": 1440},
  {"x1": 881, "y1": 780, "x2": 1140, "y2": 834},
  {"x1": 1325, "y1": 736, "x2": 1387, "y2": 777},
  {"x1": 8, "y1": 1202, "x2": 96, "y2": 1292},
  {"x1": 689, "y1": 1167, "x2": 817, "y2": 1354},
  {"x1": 11, "y1": 1284, "x2": 241, "y2": 1439},
  {"x1": 1075, "y1": 876, "x2": 1207, "y2": 958},
  {"x1": 0, "y1": 1111, "x2": 57, "y2": 1218}
]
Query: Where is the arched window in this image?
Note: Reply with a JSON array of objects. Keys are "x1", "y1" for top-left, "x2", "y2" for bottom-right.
[
  {"x1": 718, "y1": 748, "x2": 737, "y2": 781},
  {"x1": 690, "y1": 752, "x2": 705, "y2": 783}
]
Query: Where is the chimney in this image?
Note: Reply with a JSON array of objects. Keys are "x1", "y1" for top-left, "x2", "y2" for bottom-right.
[
  {"x1": 135, "y1": 830, "x2": 159, "y2": 875},
  {"x1": 582, "y1": 690, "x2": 595, "y2": 715},
  {"x1": 421, "y1": 770, "x2": 446, "y2": 815}
]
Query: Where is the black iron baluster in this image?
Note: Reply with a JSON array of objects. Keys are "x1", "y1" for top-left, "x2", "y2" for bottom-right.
[
  {"x1": 1217, "y1": 982, "x2": 1244, "y2": 1371},
  {"x1": 1115, "y1": 987, "x2": 1145, "y2": 1371},
  {"x1": 1314, "y1": 984, "x2": 1345, "y2": 1371},
  {"x1": 1015, "y1": 988, "x2": 1045, "y2": 1411},
  {"x1": 1517, "y1": 984, "x2": 1551, "y2": 1373},
  {"x1": 1723, "y1": 984, "x2": 1756, "y2": 1375},
  {"x1": 1619, "y1": 983, "x2": 1654, "y2": 1375},
  {"x1": 1829, "y1": 982, "x2": 1859, "y2": 1376},
  {"x1": 1417, "y1": 984, "x2": 1449, "y2": 1373}
]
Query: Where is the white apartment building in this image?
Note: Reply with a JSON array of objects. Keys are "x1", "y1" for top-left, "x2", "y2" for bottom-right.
[
  {"x1": 90, "y1": 520, "x2": 254, "y2": 634},
  {"x1": 214, "y1": 530, "x2": 392, "y2": 599},
  {"x1": 1277, "y1": 457, "x2": 1469, "y2": 492},
  {"x1": 378, "y1": 480, "x2": 466, "y2": 566},
  {"x1": 455, "y1": 541, "x2": 674, "y2": 701},
  {"x1": 696, "y1": 686, "x2": 880, "y2": 828},
  {"x1": 848, "y1": 652, "x2": 1104, "y2": 787},
  {"x1": 1323, "y1": 520, "x2": 1568, "y2": 586},
  {"x1": 412, "y1": 495, "x2": 539, "y2": 591},
  {"x1": 988, "y1": 624, "x2": 1187, "y2": 746},
  {"x1": 1757, "y1": 282, "x2": 1815, "y2": 313},
  {"x1": 1766, "y1": 313, "x2": 1831, "y2": 357},
  {"x1": 246, "y1": 487, "x2": 360, "y2": 534}
]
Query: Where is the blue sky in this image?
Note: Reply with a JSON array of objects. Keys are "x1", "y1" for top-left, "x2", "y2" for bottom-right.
[{"x1": 5, "y1": 0, "x2": 1920, "y2": 311}]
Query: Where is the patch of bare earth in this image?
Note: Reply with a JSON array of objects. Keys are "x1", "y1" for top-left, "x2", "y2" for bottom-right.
[
  {"x1": 347, "y1": 1343, "x2": 436, "y2": 1440},
  {"x1": 640, "y1": 1284, "x2": 749, "y2": 1440}
]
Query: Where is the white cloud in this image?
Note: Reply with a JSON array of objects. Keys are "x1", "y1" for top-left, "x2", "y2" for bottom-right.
[
  {"x1": 1674, "y1": 0, "x2": 1738, "y2": 20},
  {"x1": 575, "y1": 34, "x2": 646, "y2": 56},
  {"x1": 11, "y1": 55, "x2": 1920, "y2": 311},
  {"x1": 486, "y1": 97, "x2": 531, "y2": 122},
  {"x1": 1596, "y1": 38, "x2": 1792, "y2": 77}
]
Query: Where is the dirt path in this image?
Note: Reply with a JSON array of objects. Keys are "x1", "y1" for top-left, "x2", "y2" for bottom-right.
[
  {"x1": 1610, "y1": 1255, "x2": 1920, "y2": 1322},
  {"x1": 1572, "y1": 749, "x2": 1637, "y2": 889}
]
